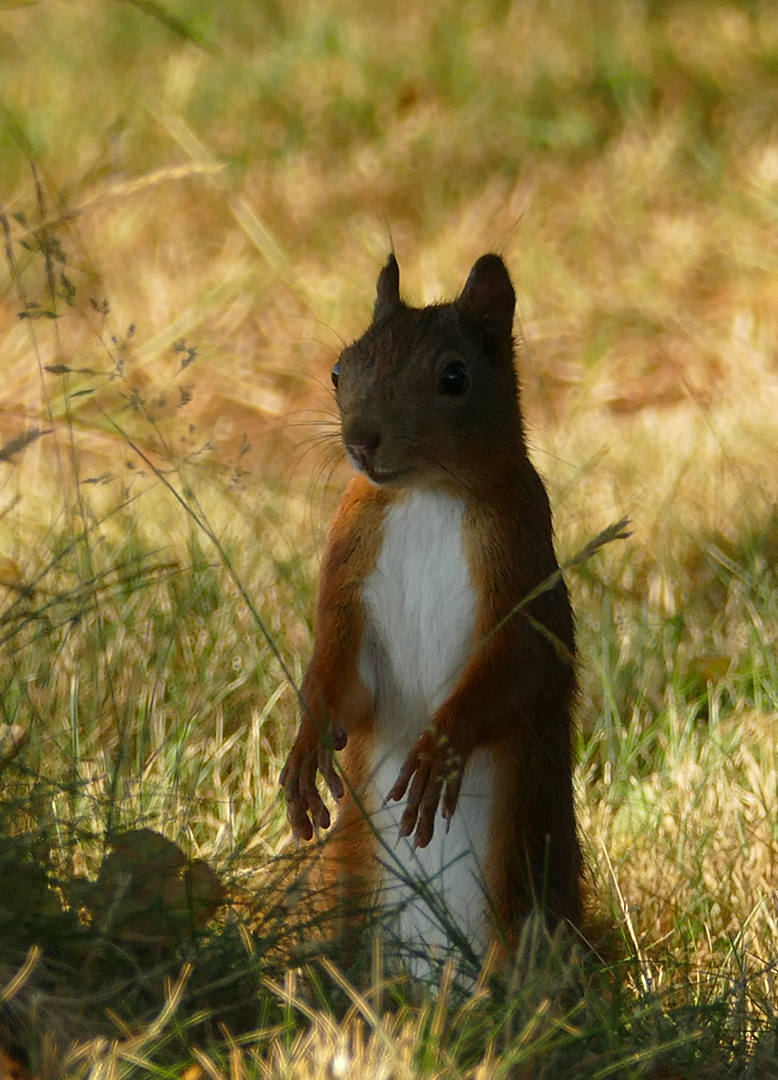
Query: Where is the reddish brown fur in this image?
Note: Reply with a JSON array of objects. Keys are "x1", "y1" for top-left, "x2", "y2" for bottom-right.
[{"x1": 280, "y1": 254, "x2": 583, "y2": 957}]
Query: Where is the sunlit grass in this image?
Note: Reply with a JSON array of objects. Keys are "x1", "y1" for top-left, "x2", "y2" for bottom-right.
[{"x1": 0, "y1": 0, "x2": 777, "y2": 1076}]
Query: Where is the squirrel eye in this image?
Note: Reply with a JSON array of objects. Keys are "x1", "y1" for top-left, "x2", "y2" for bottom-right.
[
  {"x1": 438, "y1": 359, "x2": 469, "y2": 396},
  {"x1": 331, "y1": 362, "x2": 340, "y2": 389}
]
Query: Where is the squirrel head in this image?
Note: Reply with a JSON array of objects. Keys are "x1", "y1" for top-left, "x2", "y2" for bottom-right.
[{"x1": 333, "y1": 253, "x2": 526, "y2": 493}]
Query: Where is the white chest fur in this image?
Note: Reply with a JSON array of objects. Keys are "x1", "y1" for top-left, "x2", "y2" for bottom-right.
[
  {"x1": 358, "y1": 490, "x2": 495, "y2": 975},
  {"x1": 360, "y1": 489, "x2": 477, "y2": 734}
]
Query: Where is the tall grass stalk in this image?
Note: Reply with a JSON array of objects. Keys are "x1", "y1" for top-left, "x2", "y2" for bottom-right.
[{"x1": 0, "y1": 1, "x2": 776, "y2": 1076}]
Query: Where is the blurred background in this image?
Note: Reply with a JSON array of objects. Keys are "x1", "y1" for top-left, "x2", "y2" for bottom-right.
[
  {"x1": 0, "y1": 1, "x2": 777, "y2": 1064},
  {"x1": 1, "y1": 0, "x2": 776, "y2": 820},
  {"x1": 1, "y1": 0, "x2": 776, "y2": 536}
]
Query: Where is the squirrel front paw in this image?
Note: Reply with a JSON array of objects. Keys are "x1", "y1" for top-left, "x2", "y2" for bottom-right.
[
  {"x1": 386, "y1": 729, "x2": 464, "y2": 849},
  {"x1": 279, "y1": 723, "x2": 347, "y2": 841}
]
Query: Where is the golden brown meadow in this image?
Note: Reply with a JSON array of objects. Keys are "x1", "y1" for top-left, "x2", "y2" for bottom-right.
[{"x1": 0, "y1": 2, "x2": 777, "y2": 1076}]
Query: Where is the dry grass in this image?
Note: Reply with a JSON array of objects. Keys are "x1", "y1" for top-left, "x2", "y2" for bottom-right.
[{"x1": 0, "y1": 0, "x2": 777, "y2": 1076}]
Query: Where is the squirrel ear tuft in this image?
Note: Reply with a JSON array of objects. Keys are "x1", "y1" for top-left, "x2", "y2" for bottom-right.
[
  {"x1": 374, "y1": 253, "x2": 401, "y2": 321},
  {"x1": 457, "y1": 254, "x2": 515, "y2": 347}
]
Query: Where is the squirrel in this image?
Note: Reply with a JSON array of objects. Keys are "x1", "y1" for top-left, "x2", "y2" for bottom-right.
[{"x1": 280, "y1": 253, "x2": 583, "y2": 975}]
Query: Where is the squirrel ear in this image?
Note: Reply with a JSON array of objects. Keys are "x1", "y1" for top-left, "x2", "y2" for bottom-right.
[
  {"x1": 374, "y1": 253, "x2": 401, "y2": 321},
  {"x1": 457, "y1": 254, "x2": 515, "y2": 346}
]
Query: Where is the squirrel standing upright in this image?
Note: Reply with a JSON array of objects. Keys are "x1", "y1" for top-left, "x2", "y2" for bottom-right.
[{"x1": 280, "y1": 253, "x2": 583, "y2": 974}]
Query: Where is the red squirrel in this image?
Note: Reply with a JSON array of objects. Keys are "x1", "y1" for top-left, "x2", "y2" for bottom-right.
[{"x1": 280, "y1": 253, "x2": 583, "y2": 973}]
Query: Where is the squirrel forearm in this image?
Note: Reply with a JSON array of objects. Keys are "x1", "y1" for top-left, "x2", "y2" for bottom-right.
[{"x1": 432, "y1": 629, "x2": 574, "y2": 759}]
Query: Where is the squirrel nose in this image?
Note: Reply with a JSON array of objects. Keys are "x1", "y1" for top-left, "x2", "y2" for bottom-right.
[{"x1": 345, "y1": 431, "x2": 381, "y2": 471}]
